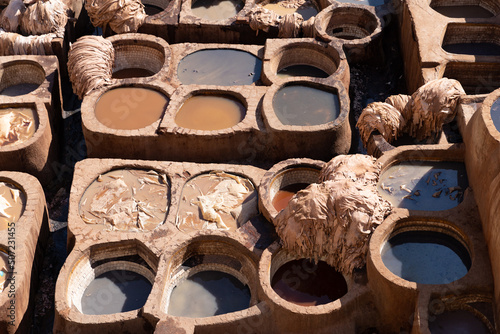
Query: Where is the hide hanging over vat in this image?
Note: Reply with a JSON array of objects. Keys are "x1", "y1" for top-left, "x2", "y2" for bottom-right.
[
  {"x1": 356, "y1": 78, "x2": 465, "y2": 148},
  {"x1": 85, "y1": 0, "x2": 147, "y2": 33},
  {"x1": 68, "y1": 35, "x2": 115, "y2": 99},
  {"x1": 274, "y1": 154, "x2": 391, "y2": 276}
]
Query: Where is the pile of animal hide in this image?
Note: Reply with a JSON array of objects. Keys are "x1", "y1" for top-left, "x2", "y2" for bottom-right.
[
  {"x1": 274, "y1": 154, "x2": 392, "y2": 276},
  {"x1": 85, "y1": 0, "x2": 146, "y2": 34},
  {"x1": 356, "y1": 78, "x2": 466, "y2": 147},
  {"x1": 67, "y1": 35, "x2": 115, "y2": 99},
  {"x1": 247, "y1": 0, "x2": 316, "y2": 37},
  {"x1": 0, "y1": 0, "x2": 68, "y2": 55}
]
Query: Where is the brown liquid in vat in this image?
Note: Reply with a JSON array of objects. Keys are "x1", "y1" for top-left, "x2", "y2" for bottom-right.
[
  {"x1": 79, "y1": 169, "x2": 170, "y2": 231},
  {"x1": 175, "y1": 95, "x2": 245, "y2": 131},
  {"x1": 176, "y1": 172, "x2": 258, "y2": 232},
  {"x1": 0, "y1": 108, "x2": 37, "y2": 146},
  {"x1": 272, "y1": 183, "x2": 309, "y2": 212},
  {"x1": 94, "y1": 87, "x2": 168, "y2": 130},
  {"x1": 112, "y1": 68, "x2": 155, "y2": 79},
  {"x1": 0, "y1": 181, "x2": 26, "y2": 230}
]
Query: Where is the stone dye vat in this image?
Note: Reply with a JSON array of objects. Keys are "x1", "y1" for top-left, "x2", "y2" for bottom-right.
[
  {"x1": 314, "y1": 3, "x2": 383, "y2": 63},
  {"x1": 270, "y1": 259, "x2": 347, "y2": 306},
  {"x1": 255, "y1": 0, "x2": 319, "y2": 20},
  {"x1": 272, "y1": 83, "x2": 340, "y2": 126},
  {"x1": 367, "y1": 145, "x2": 494, "y2": 333},
  {"x1": 381, "y1": 229, "x2": 471, "y2": 284},
  {"x1": 430, "y1": 0, "x2": 499, "y2": 18},
  {"x1": 0, "y1": 172, "x2": 49, "y2": 333},
  {"x1": 138, "y1": 0, "x2": 182, "y2": 40},
  {"x1": 399, "y1": 0, "x2": 500, "y2": 94},
  {"x1": 378, "y1": 161, "x2": 468, "y2": 211},
  {"x1": 0, "y1": 60, "x2": 44, "y2": 97},
  {"x1": 54, "y1": 240, "x2": 158, "y2": 332},
  {"x1": 176, "y1": 0, "x2": 256, "y2": 44},
  {"x1": 429, "y1": 309, "x2": 492, "y2": 333},
  {"x1": 0, "y1": 102, "x2": 55, "y2": 184},
  {"x1": 94, "y1": 87, "x2": 169, "y2": 130},
  {"x1": 174, "y1": 94, "x2": 245, "y2": 130},
  {"x1": 176, "y1": 48, "x2": 262, "y2": 86},
  {"x1": 259, "y1": 158, "x2": 323, "y2": 221},
  {"x1": 108, "y1": 34, "x2": 171, "y2": 81},
  {"x1": 261, "y1": 79, "x2": 351, "y2": 160},
  {"x1": 79, "y1": 169, "x2": 170, "y2": 232},
  {"x1": 175, "y1": 171, "x2": 258, "y2": 232}
]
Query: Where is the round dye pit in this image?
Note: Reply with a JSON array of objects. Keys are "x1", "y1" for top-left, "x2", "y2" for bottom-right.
[
  {"x1": 430, "y1": 0, "x2": 496, "y2": 18},
  {"x1": 272, "y1": 85, "x2": 340, "y2": 126},
  {"x1": 175, "y1": 95, "x2": 246, "y2": 131},
  {"x1": 176, "y1": 171, "x2": 258, "y2": 232},
  {"x1": 81, "y1": 270, "x2": 152, "y2": 315},
  {"x1": 0, "y1": 181, "x2": 26, "y2": 230},
  {"x1": 489, "y1": 97, "x2": 500, "y2": 132},
  {"x1": 190, "y1": 0, "x2": 244, "y2": 21},
  {"x1": 259, "y1": 0, "x2": 318, "y2": 20},
  {"x1": 0, "y1": 107, "x2": 38, "y2": 147},
  {"x1": 429, "y1": 309, "x2": 491, "y2": 333},
  {"x1": 271, "y1": 259, "x2": 347, "y2": 306},
  {"x1": 167, "y1": 270, "x2": 251, "y2": 318},
  {"x1": 0, "y1": 61, "x2": 45, "y2": 96},
  {"x1": 94, "y1": 87, "x2": 168, "y2": 130},
  {"x1": 272, "y1": 183, "x2": 309, "y2": 212},
  {"x1": 378, "y1": 161, "x2": 468, "y2": 211},
  {"x1": 177, "y1": 49, "x2": 261, "y2": 86},
  {"x1": 317, "y1": 6, "x2": 378, "y2": 41},
  {"x1": 112, "y1": 68, "x2": 156, "y2": 79},
  {"x1": 79, "y1": 169, "x2": 170, "y2": 232},
  {"x1": 277, "y1": 65, "x2": 329, "y2": 79},
  {"x1": 381, "y1": 230, "x2": 471, "y2": 284}
]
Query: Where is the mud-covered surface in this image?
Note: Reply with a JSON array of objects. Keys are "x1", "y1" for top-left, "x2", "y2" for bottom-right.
[{"x1": 28, "y1": 15, "x2": 422, "y2": 333}]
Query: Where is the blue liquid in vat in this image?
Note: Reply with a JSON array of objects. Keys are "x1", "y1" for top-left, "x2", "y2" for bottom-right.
[
  {"x1": 378, "y1": 161, "x2": 468, "y2": 211},
  {"x1": 178, "y1": 49, "x2": 262, "y2": 86},
  {"x1": 81, "y1": 270, "x2": 152, "y2": 315},
  {"x1": 272, "y1": 85, "x2": 340, "y2": 126},
  {"x1": 168, "y1": 270, "x2": 251, "y2": 318},
  {"x1": 381, "y1": 231, "x2": 471, "y2": 284},
  {"x1": 490, "y1": 98, "x2": 500, "y2": 132}
]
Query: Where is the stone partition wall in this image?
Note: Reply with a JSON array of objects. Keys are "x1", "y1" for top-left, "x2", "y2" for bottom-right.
[
  {"x1": 398, "y1": 0, "x2": 500, "y2": 94},
  {"x1": 0, "y1": 172, "x2": 49, "y2": 333},
  {"x1": 81, "y1": 34, "x2": 352, "y2": 163}
]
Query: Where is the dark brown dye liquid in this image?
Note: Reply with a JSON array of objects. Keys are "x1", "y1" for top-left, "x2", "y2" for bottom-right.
[
  {"x1": 191, "y1": 0, "x2": 244, "y2": 20},
  {"x1": 175, "y1": 95, "x2": 245, "y2": 130},
  {"x1": 94, "y1": 87, "x2": 168, "y2": 130},
  {"x1": 0, "y1": 83, "x2": 40, "y2": 96},
  {"x1": 168, "y1": 270, "x2": 251, "y2": 318},
  {"x1": 272, "y1": 183, "x2": 309, "y2": 212},
  {"x1": 277, "y1": 65, "x2": 329, "y2": 79},
  {"x1": 144, "y1": 4, "x2": 164, "y2": 15},
  {"x1": 272, "y1": 85, "x2": 340, "y2": 126},
  {"x1": 178, "y1": 49, "x2": 262, "y2": 86},
  {"x1": 381, "y1": 231, "x2": 471, "y2": 284},
  {"x1": 271, "y1": 259, "x2": 347, "y2": 306},
  {"x1": 490, "y1": 98, "x2": 500, "y2": 132},
  {"x1": 81, "y1": 270, "x2": 152, "y2": 315},
  {"x1": 429, "y1": 309, "x2": 490, "y2": 333},
  {"x1": 112, "y1": 68, "x2": 155, "y2": 79},
  {"x1": 433, "y1": 5, "x2": 494, "y2": 18},
  {"x1": 443, "y1": 43, "x2": 500, "y2": 56}
]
